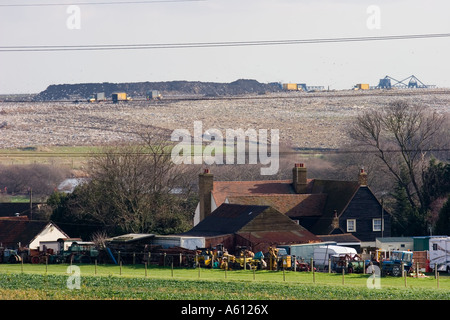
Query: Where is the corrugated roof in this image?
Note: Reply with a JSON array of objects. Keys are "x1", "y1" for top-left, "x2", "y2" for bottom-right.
[{"x1": 109, "y1": 233, "x2": 155, "y2": 243}]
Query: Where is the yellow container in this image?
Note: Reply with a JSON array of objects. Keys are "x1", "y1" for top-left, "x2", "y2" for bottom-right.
[
  {"x1": 283, "y1": 83, "x2": 298, "y2": 91},
  {"x1": 358, "y1": 84, "x2": 370, "y2": 90}
]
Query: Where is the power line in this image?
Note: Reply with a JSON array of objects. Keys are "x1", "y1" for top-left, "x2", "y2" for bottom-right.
[
  {"x1": 0, "y1": 0, "x2": 205, "y2": 7},
  {"x1": 0, "y1": 149, "x2": 449, "y2": 158},
  {"x1": 1, "y1": 33, "x2": 450, "y2": 52}
]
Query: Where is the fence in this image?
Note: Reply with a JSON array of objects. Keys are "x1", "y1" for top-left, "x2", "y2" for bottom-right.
[{"x1": 6, "y1": 250, "x2": 445, "y2": 289}]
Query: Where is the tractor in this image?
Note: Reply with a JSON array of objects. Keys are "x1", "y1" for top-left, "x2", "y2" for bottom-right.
[{"x1": 380, "y1": 250, "x2": 413, "y2": 277}]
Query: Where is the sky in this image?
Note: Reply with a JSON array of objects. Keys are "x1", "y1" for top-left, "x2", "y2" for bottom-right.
[{"x1": 1, "y1": 0, "x2": 450, "y2": 94}]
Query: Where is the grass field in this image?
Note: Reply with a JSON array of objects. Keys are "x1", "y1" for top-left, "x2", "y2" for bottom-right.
[{"x1": 1, "y1": 263, "x2": 449, "y2": 300}]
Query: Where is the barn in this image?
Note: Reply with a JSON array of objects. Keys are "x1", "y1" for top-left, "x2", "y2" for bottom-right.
[{"x1": 183, "y1": 203, "x2": 320, "y2": 254}]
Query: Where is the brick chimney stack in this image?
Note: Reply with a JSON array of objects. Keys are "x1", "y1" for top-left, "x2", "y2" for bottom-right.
[
  {"x1": 293, "y1": 163, "x2": 308, "y2": 194},
  {"x1": 358, "y1": 167, "x2": 368, "y2": 186},
  {"x1": 198, "y1": 168, "x2": 214, "y2": 222}
]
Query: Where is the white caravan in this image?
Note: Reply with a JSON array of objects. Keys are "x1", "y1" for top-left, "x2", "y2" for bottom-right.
[{"x1": 429, "y1": 237, "x2": 450, "y2": 273}]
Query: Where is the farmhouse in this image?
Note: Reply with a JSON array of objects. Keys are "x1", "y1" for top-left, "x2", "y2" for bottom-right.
[
  {"x1": 0, "y1": 216, "x2": 69, "y2": 249},
  {"x1": 184, "y1": 203, "x2": 320, "y2": 253},
  {"x1": 195, "y1": 163, "x2": 391, "y2": 247}
]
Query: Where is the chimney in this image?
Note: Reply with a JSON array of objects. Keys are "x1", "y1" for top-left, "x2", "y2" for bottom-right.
[
  {"x1": 198, "y1": 168, "x2": 214, "y2": 222},
  {"x1": 331, "y1": 210, "x2": 339, "y2": 229},
  {"x1": 358, "y1": 167, "x2": 368, "y2": 186},
  {"x1": 292, "y1": 163, "x2": 307, "y2": 194}
]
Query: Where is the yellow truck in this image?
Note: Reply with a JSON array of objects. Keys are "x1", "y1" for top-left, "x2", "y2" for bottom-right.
[
  {"x1": 354, "y1": 83, "x2": 370, "y2": 90},
  {"x1": 282, "y1": 83, "x2": 298, "y2": 91},
  {"x1": 112, "y1": 92, "x2": 132, "y2": 103}
]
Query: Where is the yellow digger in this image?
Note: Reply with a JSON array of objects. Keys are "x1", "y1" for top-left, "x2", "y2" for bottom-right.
[{"x1": 267, "y1": 247, "x2": 292, "y2": 271}]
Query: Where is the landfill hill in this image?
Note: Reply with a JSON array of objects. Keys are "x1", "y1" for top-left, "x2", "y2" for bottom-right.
[{"x1": 33, "y1": 79, "x2": 283, "y2": 101}]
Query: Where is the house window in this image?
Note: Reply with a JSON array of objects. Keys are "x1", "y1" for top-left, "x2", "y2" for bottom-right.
[
  {"x1": 373, "y1": 218, "x2": 383, "y2": 232},
  {"x1": 347, "y1": 219, "x2": 356, "y2": 232}
]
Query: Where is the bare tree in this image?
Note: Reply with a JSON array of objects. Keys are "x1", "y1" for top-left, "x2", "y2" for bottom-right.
[
  {"x1": 68, "y1": 128, "x2": 198, "y2": 234},
  {"x1": 348, "y1": 100, "x2": 448, "y2": 212}
]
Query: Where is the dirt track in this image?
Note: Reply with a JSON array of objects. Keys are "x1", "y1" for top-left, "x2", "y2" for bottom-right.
[{"x1": 0, "y1": 90, "x2": 449, "y2": 150}]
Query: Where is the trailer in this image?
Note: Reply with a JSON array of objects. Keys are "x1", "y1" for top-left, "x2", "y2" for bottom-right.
[
  {"x1": 146, "y1": 90, "x2": 162, "y2": 100},
  {"x1": 278, "y1": 242, "x2": 336, "y2": 262},
  {"x1": 88, "y1": 92, "x2": 106, "y2": 102},
  {"x1": 313, "y1": 245, "x2": 358, "y2": 270},
  {"x1": 151, "y1": 235, "x2": 205, "y2": 251},
  {"x1": 429, "y1": 237, "x2": 450, "y2": 273}
]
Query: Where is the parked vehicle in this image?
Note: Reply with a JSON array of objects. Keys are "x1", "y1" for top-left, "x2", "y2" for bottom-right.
[
  {"x1": 380, "y1": 250, "x2": 413, "y2": 277},
  {"x1": 146, "y1": 90, "x2": 162, "y2": 100},
  {"x1": 429, "y1": 237, "x2": 450, "y2": 273},
  {"x1": 112, "y1": 92, "x2": 131, "y2": 103},
  {"x1": 313, "y1": 245, "x2": 358, "y2": 271}
]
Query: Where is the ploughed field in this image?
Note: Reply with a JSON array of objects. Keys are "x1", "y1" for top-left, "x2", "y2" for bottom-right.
[{"x1": 0, "y1": 90, "x2": 449, "y2": 150}]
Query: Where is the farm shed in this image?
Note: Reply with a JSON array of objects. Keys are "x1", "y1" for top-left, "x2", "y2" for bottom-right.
[
  {"x1": 184, "y1": 203, "x2": 320, "y2": 254},
  {"x1": 0, "y1": 217, "x2": 69, "y2": 249},
  {"x1": 375, "y1": 237, "x2": 414, "y2": 252}
]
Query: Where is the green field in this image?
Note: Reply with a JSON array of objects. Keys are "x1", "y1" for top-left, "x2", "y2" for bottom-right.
[{"x1": 1, "y1": 264, "x2": 449, "y2": 300}]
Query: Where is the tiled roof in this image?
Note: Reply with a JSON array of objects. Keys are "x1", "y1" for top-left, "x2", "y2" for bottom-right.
[
  {"x1": 0, "y1": 219, "x2": 48, "y2": 247},
  {"x1": 317, "y1": 233, "x2": 361, "y2": 243},
  {"x1": 227, "y1": 194, "x2": 327, "y2": 217},
  {"x1": 184, "y1": 203, "x2": 321, "y2": 246},
  {"x1": 185, "y1": 204, "x2": 270, "y2": 236},
  {"x1": 211, "y1": 179, "x2": 304, "y2": 206},
  {"x1": 210, "y1": 178, "x2": 361, "y2": 235},
  {"x1": 237, "y1": 230, "x2": 320, "y2": 245}
]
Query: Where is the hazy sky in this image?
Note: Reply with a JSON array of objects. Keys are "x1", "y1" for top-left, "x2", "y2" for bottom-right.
[{"x1": 1, "y1": 0, "x2": 450, "y2": 94}]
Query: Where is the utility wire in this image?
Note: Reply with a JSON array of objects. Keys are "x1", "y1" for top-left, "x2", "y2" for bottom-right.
[
  {"x1": 0, "y1": 0, "x2": 205, "y2": 7},
  {"x1": 1, "y1": 33, "x2": 450, "y2": 52}
]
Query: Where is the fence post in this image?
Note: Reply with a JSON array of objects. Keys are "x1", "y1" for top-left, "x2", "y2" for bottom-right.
[
  {"x1": 145, "y1": 262, "x2": 148, "y2": 277},
  {"x1": 404, "y1": 270, "x2": 407, "y2": 288},
  {"x1": 342, "y1": 267, "x2": 345, "y2": 285},
  {"x1": 328, "y1": 258, "x2": 331, "y2": 274},
  {"x1": 436, "y1": 264, "x2": 440, "y2": 289},
  {"x1": 171, "y1": 262, "x2": 174, "y2": 278}
]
